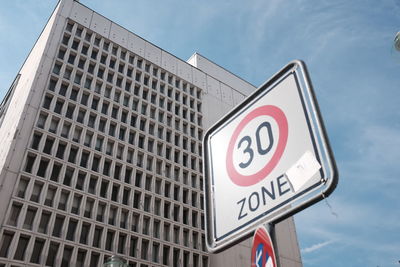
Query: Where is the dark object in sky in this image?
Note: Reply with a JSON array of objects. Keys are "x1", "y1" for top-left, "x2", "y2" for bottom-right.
[{"x1": 394, "y1": 32, "x2": 400, "y2": 51}]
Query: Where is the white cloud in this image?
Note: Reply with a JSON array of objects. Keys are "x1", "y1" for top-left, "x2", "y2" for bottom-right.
[{"x1": 301, "y1": 240, "x2": 335, "y2": 254}]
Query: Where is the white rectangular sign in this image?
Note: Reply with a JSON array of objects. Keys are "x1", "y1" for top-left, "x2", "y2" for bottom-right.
[{"x1": 203, "y1": 60, "x2": 338, "y2": 252}]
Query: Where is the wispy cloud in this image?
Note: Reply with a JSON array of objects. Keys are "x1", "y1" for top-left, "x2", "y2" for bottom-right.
[{"x1": 301, "y1": 240, "x2": 335, "y2": 254}]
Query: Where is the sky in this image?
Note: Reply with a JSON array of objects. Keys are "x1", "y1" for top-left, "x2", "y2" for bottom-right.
[{"x1": 0, "y1": 0, "x2": 399, "y2": 266}]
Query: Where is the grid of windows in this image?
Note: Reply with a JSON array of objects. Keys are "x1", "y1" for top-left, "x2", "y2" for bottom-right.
[{"x1": 0, "y1": 20, "x2": 208, "y2": 266}]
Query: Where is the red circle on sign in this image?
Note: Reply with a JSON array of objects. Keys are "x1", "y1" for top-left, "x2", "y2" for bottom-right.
[{"x1": 226, "y1": 105, "x2": 288, "y2": 187}]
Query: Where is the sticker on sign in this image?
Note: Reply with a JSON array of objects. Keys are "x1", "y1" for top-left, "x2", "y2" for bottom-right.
[{"x1": 203, "y1": 60, "x2": 338, "y2": 252}]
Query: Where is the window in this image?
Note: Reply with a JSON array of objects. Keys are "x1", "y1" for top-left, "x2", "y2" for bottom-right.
[
  {"x1": 111, "y1": 184, "x2": 119, "y2": 202},
  {"x1": 99, "y1": 118, "x2": 106, "y2": 132},
  {"x1": 155, "y1": 179, "x2": 162, "y2": 195},
  {"x1": 92, "y1": 155, "x2": 100, "y2": 172},
  {"x1": 133, "y1": 192, "x2": 141, "y2": 209},
  {"x1": 76, "y1": 249, "x2": 87, "y2": 267},
  {"x1": 183, "y1": 208, "x2": 189, "y2": 225},
  {"x1": 38, "y1": 211, "x2": 51, "y2": 234},
  {"x1": 192, "y1": 211, "x2": 198, "y2": 227},
  {"x1": 61, "y1": 122, "x2": 71, "y2": 138},
  {"x1": 77, "y1": 108, "x2": 86, "y2": 123},
  {"x1": 14, "y1": 235, "x2": 30, "y2": 261},
  {"x1": 118, "y1": 233, "x2": 126, "y2": 254},
  {"x1": 84, "y1": 198, "x2": 94, "y2": 218},
  {"x1": 56, "y1": 143, "x2": 66, "y2": 160},
  {"x1": 54, "y1": 99, "x2": 64, "y2": 114},
  {"x1": 117, "y1": 145, "x2": 123, "y2": 160},
  {"x1": 131, "y1": 212, "x2": 140, "y2": 232},
  {"x1": 8, "y1": 202, "x2": 22, "y2": 226},
  {"x1": 88, "y1": 176, "x2": 98, "y2": 194},
  {"x1": 95, "y1": 136, "x2": 103, "y2": 151},
  {"x1": 119, "y1": 126, "x2": 126, "y2": 140},
  {"x1": 49, "y1": 118, "x2": 59, "y2": 134},
  {"x1": 93, "y1": 227, "x2": 103, "y2": 248},
  {"x1": 173, "y1": 205, "x2": 180, "y2": 222},
  {"x1": 120, "y1": 209, "x2": 128, "y2": 229},
  {"x1": 29, "y1": 238, "x2": 44, "y2": 264},
  {"x1": 128, "y1": 131, "x2": 135, "y2": 145},
  {"x1": 57, "y1": 48, "x2": 66, "y2": 60},
  {"x1": 103, "y1": 159, "x2": 111, "y2": 176},
  {"x1": 37, "y1": 158, "x2": 49, "y2": 177},
  {"x1": 71, "y1": 194, "x2": 82, "y2": 214},
  {"x1": 154, "y1": 220, "x2": 161, "y2": 239},
  {"x1": 64, "y1": 67, "x2": 72, "y2": 80},
  {"x1": 124, "y1": 167, "x2": 132, "y2": 184},
  {"x1": 100, "y1": 180, "x2": 109, "y2": 198},
  {"x1": 152, "y1": 242, "x2": 160, "y2": 263},
  {"x1": 96, "y1": 202, "x2": 106, "y2": 222},
  {"x1": 61, "y1": 246, "x2": 73, "y2": 267},
  {"x1": 30, "y1": 182, "x2": 43, "y2": 202},
  {"x1": 94, "y1": 36, "x2": 100, "y2": 46},
  {"x1": 37, "y1": 113, "x2": 48, "y2": 128},
  {"x1": 53, "y1": 62, "x2": 62, "y2": 75},
  {"x1": 80, "y1": 151, "x2": 89, "y2": 167},
  {"x1": 66, "y1": 104, "x2": 75, "y2": 119},
  {"x1": 144, "y1": 195, "x2": 151, "y2": 212},
  {"x1": 17, "y1": 177, "x2": 29, "y2": 198},
  {"x1": 0, "y1": 231, "x2": 14, "y2": 258},
  {"x1": 154, "y1": 198, "x2": 161, "y2": 216},
  {"x1": 130, "y1": 236, "x2": 138, "y2": 257},
  {"x1": 105, "y1": 230, "x2": 114, "y2": 251},
  {"x1": 162, "y1": 245, "x2": 170, "y2": 265},
  {"x1": 52, "y1": 215, "x2": 65, "y2": 237},
  {"x1": 50, "y1": 163, "x2": 62, "y2": 182},
  {"x1": 121, "y1": 110, "x2": 128, "y2": 123},
  {"x1": 80, "y1": 223, "x2": 90, "y2": 244},
  {"x1": 90, "y1": 252, "x2": 100, "y2": 267},
  {"x1": 141, "y1": 239, "x2": 149, "y2": 260},
  {"x1": 44, "y1": 186, "x2": 56, "y2": 207},
  {"x1": 109, "y1": 123, "x2": 116, "y2": 136},
  {"x1": 66, "y1": 218, "x2": 78, "y2": 241},
  {"x1": 58, "y1": 190, "x2": 70, "y2": 210},
  {"x1": 164, "y1": 202, "x2": 170, "y2": 219},
  {"x1": 78, "y1": 58, "x2": 85, "y2": 69},
  {"x1": 46, "y1": 242, "x2": 59, "y2": 266},
  {"x1": 68, "y1": 53, "x2": 76, "y2": 64},
  {"x1": 91, "y1": 49, "x2": 98, "y2": 60},
  {"x1": 63, "y1": 167, "x2": 74, "y2": 186},
  {"x1": 68, "y1": 146, "x2": 78, "y2": 163}
]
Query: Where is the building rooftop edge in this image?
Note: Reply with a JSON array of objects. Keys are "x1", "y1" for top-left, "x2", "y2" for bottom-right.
[
  {"x1": 75, "y1": 1, "x2": 255, "y2": 91},
  {"x1": 190, "y1": 52, "x2": 257, "y2": 88}
]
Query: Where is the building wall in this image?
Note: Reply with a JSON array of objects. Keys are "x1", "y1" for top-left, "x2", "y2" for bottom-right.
[
  {"x1": 0, "y1": 0, "x2": 301, "y2": 266},
  {"x1": 0, "y1": 0, "x2": 72, "y2": 225}
]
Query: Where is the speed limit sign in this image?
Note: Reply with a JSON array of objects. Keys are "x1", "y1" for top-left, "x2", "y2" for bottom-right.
[{"x1": 203, "y1": 60, "x2": 338, "y2": 252}]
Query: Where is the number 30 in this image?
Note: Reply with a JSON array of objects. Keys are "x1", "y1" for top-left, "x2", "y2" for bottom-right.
[{"x1": 237, "y1": 122, "x2": 274, "y2": 169}]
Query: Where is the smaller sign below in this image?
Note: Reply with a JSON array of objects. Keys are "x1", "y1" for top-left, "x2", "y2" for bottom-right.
[
  {"x1": 251, "y1": 226, "x2": 277, "y2": 267},
  {"x1": 285, "y1": 151, "x2": 321, "y2": 193}
]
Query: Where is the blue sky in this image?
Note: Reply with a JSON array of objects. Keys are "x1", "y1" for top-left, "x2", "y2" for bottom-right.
[{"x1": 1, "y1": 0, "x2": 399, "y2": 266}]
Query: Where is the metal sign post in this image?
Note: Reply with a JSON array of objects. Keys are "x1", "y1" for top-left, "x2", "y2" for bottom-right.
[{"x1": 203, "y1": 60, "x2": 338, "y2": 253}]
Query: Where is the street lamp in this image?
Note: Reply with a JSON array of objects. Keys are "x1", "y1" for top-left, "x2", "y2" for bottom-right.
[
  {"x1": 103, "y1": 255, "x2": 129, "y2": 267},
  {"x1": 394, "y1": 32, "x2": 400, "y2": 52}
]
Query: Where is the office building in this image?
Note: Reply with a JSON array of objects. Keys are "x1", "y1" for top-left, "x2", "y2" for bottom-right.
[{"x1": 0, "y1": 0, "x2": 302, "y2": 266}]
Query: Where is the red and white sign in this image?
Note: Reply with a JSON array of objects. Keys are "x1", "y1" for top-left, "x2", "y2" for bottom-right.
[
  {"x1": 226, "y1": 105, "x2": 288, "y2": 186},
  {"x1": 251, "y1": 226, "x2": 277, "y2": 267},
  {"x1": 203, "y1": 61, "x2": 338, "y2": 252}
]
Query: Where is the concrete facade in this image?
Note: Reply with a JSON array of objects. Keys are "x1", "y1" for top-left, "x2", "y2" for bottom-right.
[{"x1": 0, "y1": 0, "x2": 302, "y2": 266}]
